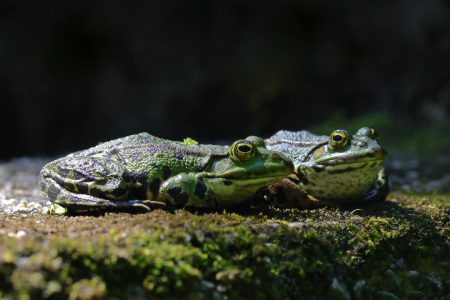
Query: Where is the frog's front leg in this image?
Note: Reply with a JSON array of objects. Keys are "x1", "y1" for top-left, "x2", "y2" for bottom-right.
[
  {"x1": 264, "y1": 175, "x2": 326, "y2": 209},
  {"x1": 39, "y1": 156, "x2": 162, "y2": 212},
  {"x1": 359, "y1": 168, "x2": 390, "y2": 204},
  {"x1": 159, "y1": 174, "x2": 218, "y2": 208}
]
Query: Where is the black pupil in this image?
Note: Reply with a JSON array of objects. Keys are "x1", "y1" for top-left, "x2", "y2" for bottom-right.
[
  {"x1": 332, "y1": 135, "x2": 343, "y2": 142},
  {"x1": 238, "y1": 145, "x2": 252, "y2": 153}
]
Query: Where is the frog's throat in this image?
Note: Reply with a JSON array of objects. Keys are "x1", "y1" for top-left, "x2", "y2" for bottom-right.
[
  {"x1": 201, "y1": 175, "x2": 287, "y2": 206},
  {"x1": 202, "y1": 175, "x2": 286, "y2": 189},
  {"x1": 223, "y1": 175, "x2": 288, "y2": 183},
  {"x1": 197, "y1": 169, "x2": 291, "y2": 180}
]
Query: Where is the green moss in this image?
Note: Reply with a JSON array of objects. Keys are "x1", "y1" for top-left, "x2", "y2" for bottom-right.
[{"x1": 0, "y1": 193, "x2": 448, "y2": 299}]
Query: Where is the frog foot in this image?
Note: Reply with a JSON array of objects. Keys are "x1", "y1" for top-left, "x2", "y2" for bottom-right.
[
  {"x1": 359, "y1": 168, "x2": 390, "y2": 204},
  {"x1": 264, "y1": 176, "x2": 326, "y2": 209},
  {"x1": 49, "y1": 203, "x2": 68, "y2": 215}
]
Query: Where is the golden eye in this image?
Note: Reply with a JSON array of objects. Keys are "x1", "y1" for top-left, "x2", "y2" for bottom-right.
[
  {"x1": 356, "y1": 127, "x2": 379, "y2": 140},
  {"x1": 371, "y1": 129, "x2": 379, "y2": 140},
  {"x1": 329, "y1": 130, "x2": 349, "y2": 148},
  {"x1": 230, "y1": 141, "x2": 256, "y2": 162}
]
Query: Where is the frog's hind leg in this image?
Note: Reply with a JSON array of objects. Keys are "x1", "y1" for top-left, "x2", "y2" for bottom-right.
[
  {"x1": 39, "y1": 173, "x2": 165, "y2": 213},
  {"x1": 39, "y1": 156, "x2": 167, "y2": 213}
]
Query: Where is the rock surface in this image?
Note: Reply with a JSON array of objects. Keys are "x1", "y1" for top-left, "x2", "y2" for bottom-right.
[{"x1": 0, "y1": 156, "x2": 448, "y2": 299}]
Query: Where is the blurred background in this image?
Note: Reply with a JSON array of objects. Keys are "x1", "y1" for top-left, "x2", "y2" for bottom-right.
[{"x1": 1, "y1": 0, "x2": 450, "y2": 160}]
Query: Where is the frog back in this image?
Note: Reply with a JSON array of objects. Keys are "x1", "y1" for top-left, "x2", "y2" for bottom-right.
[
  {"x1": 70, "y1": 133, "x2": 228, "y2": 174},
  {"x1": 69, "y1": 133, "x2": 169, "y2": 157},
  {"x1": 265, "y1": 130, "x2": 327, "y2": 165}
]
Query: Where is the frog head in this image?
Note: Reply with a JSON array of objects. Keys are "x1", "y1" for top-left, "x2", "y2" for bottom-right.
[
  {"x1": 298, "y1": 127, "x2": 387, "y2": 200},
  {"x1": 200, "y1": 136, "x2": 294, "y2": 206}
]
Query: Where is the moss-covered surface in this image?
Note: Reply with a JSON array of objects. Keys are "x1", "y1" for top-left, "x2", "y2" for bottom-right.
[{"x1": 0, "y1": 193, "x2": 448, "y2": 299}]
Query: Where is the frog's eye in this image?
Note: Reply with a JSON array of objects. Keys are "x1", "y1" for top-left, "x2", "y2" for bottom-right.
[
  {"x1": 371, "y1": 129, "x2": 379, "y2": 140},
  {"x1": 230, "y1": 141, "x2": 257, "y2": 162},
  {"x1": 356, "y1": 127, "x2": 379, "y2": 140},
  {"x1": 329, "y1": 130, "x2": 349, "y2": 149}
]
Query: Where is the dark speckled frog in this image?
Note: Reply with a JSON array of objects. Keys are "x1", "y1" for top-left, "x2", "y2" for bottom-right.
[{"x1": 39, "y1": 133, "x2": 293, "y2": 213}]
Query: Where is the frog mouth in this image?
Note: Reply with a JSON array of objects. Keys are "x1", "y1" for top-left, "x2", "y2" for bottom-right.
[
  {"x1": 298, "y1": 159, "x2": 385, "y2": 174},
  {"x1": 300, "y1": 147, "x2": 387, "y2": 171}
]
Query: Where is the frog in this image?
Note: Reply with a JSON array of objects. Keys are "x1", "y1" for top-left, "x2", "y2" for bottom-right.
[
  {"x1": 263, "y1": 127, "x2": 388, "y2": 208},
  {"x1": 39, "y1": 132, "x2": 294, "y2": 213}
]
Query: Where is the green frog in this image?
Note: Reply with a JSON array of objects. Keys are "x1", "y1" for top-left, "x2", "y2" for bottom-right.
[
  {"x1": 39, "y1": 133, "x2": 294, "y2": 213},
  {"x1": 264, "y1": 127, "x2": 388, "y2": 208}
]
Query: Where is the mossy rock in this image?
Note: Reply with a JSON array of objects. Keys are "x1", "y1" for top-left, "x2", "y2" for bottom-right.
[{"x1": 0, "y1": 193, "x2": 448, "y2": 299}]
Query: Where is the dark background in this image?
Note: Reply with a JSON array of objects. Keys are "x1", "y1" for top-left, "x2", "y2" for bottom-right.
[{"x1": 1, "y1": 0, "x2": 449, "y2": 159}]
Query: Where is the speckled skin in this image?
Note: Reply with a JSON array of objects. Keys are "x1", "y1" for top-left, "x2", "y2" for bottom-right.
[
  {"x1": 264, "y1": 127, "x2": 389, "y2": 208},
  {"x1": 39, "y1": 133, "x2": 294, "y2": 212}
]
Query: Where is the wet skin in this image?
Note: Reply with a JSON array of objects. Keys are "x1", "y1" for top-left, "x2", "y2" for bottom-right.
[
  {"x1": 39, "y1": 133, "x2": 294, "y2": 213},
  {"x1": 264, "y1": 127, "x2": 389, "y2": 208}
]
